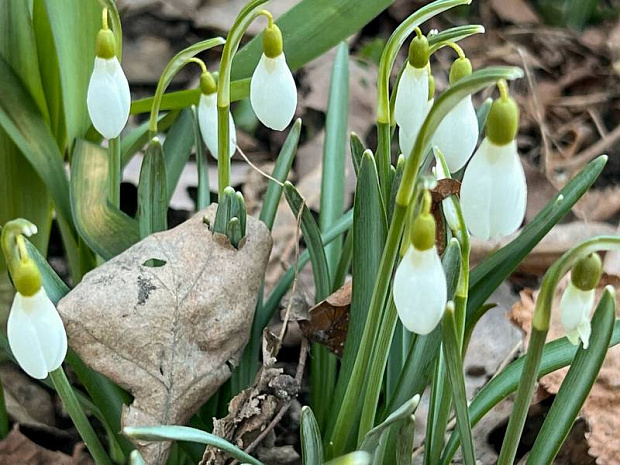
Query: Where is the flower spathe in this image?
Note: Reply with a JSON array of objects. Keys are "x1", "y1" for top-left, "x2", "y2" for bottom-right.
[
  {"x1": 8, "y1": 287, "x2": 67, "y2": 379},
  {"x1": 460, "y1": 138, "x2": 526, "y2": 240},
  {"x1": 393, "y1": 245, "x2": 447, "y2": 335},
  {"x1": 559, "y1": 281, "x2": 594, "y2": 349},
  {"x1": 198, "y1": 92, "x2": 237, "y2": 160},
  {"x1": 87, "y1": 56, "x2": 131, "y2": 139},
  {"x1": 432, "y1": 95, "x2": 478, "y2": 172},
  {"x1": 250, "y1": 53, "x2": 297, "y2": 131}
]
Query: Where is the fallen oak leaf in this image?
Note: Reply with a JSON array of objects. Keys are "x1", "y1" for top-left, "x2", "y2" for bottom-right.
[
  {"x1": 430, "y1": 178, "x2": 461, "y2": 254},
  {"x1": 57, "y1": 205, "x2": 272, "y2": 465},
  {"x1": 297, "y1": 281, "x2": 352, "y2": 357}
]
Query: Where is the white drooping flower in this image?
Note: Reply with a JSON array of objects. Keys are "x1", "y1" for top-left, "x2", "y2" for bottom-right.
[
  {"x1": 460, "y1": 138, "x2": 526, "y2": 240},
  {"x1": 559, "y1": 282, "x2": 594, "y2": 349},
  {"x1": 432, "y1": 95, "x2": 478, "y2": 171},
  {"x1": 87, "y1": 28, "x2": 130, "y2": 139},
  {"x1": 393, "y1": 202, "x2": 447, "y2": 335},
  {"x1": 460, "y1": 88, "x2": 526, "y2": 240},
  {"x1": 250, "y1": 23, "x2": 297, "y2": 130},
  {"x1": 395, "y1": 64, "x2": 429, "y2": 157},
  {"x1": 394, "y1": 245, "x2": 447, "y2": 335},
  {"x1": 559, "y1": 253, "x2": 602, "y2": 349},
  {"x1": 197, "y1": 92, "x2": 237, "y2": 160}
]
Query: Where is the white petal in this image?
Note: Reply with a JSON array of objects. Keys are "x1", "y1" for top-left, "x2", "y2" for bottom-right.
[
  {"x1": 250, "y1": 53, "x2": 297, "y2": 131},
  {"x1": 87, "y1": 57, "x2": 131, "y2": 139},
  {"x1": 434, "y1": 152, "x2": 460, "y2": 232},
  {"x1": 394, "y1": 63, "x2": 429, "y2": 134},
  {"x1": 393, "y1": 246, "x2": 447, "y2": 335},
  {"x1": 399, "y1": 98, "x2": 433, "y2": 158},
  {"x1": 197, "y1": 93, "x2": 237, "y2": 160},
  {"x1": 8, "y1": 289, "x2": 67, "y2": 379},
  {"x1": 560, "y1": 282, "x2": 594, "y2": 348},
  {"x1": 432, "y1": 96, "x2": 479, "y2": 172},
  {"x1": 460, "y1": 138, "x2": 527, "y2": 240}
]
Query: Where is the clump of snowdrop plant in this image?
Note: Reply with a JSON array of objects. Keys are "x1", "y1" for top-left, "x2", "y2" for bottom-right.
[
  {"x1": 393, "y1": 191, "x2": 447, "y2": 334},
  {"x1": 560, "y1": 253, "x2": 602, "y2": 348},
  {"x1": 86, "y1": 9, "x2": 130, "y2": 140},
  {"x1": 1, "y1": 222, "x2": 66, "y2": 379},
  {"x1": 460, "y1": 80, "x2": 527, "y2": 240},
  {"x1": 250, "y1": 13, "x2": 297, "y2": 130}
]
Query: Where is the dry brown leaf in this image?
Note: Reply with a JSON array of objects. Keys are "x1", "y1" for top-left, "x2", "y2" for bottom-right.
[
  {"x1": 509, "y1": 274, "x2": 620, "y2": 464},
  {"x1": 573, "y1": 186, "x2": 620, "y2": 222},
  {"x1": 0, "y1": 364, "x2": 55, "y2": 428},
  {"x1": 58, "y1": 206, "x2": 272, "y2": 464},
  {"x1": 297, "y1": 281, "x2": 351, "y2": 357},
  {"x1": 490, "y1": 0, "x2": 541, "y2": 25},
  {"x1": 0, "y1": 425, "x2": 92, "y2": 465},
  {"x1": 201, "y1": 330, "x2": 300, "y2": 464}
]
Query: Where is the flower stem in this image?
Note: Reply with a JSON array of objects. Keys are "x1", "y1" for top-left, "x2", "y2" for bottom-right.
[
  {"x1": 217, "y1": 104, "x2": 230, "y2": 197},
  {"x1": 0, "y1": 378, "x2": 9, "y2": 438},
  {"x1": 108, "y1": 137, "x2": 121, "y2": 209},
  {"x1": 376, "y1": 121, "x2": 392, "y2": 203},
  {"x1": 49, "y1": 368, "x2": 113, "y2": 465}
]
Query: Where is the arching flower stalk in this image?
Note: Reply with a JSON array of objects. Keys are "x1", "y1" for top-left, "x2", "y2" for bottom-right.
[
  {"x1": 431, "y1": 44, "x2": 479, "y2": 172},
  {"x1": 86, "y1": 8, "x2": 130, "y2": 140},
  {"x1": 1, "y1": 221, "x2": 67, "y2": 379},
  {"x1": 197, "y1": 65, "x2": 237, "y2": 160},
  {"x1": 395, "y1": 28, "x2": 430, "y2": 158},
  {"x1": 560, "y1": 253, "x2": 602, "y2": 348},
  {"x1": 250, "y1": 12, "x2": 297, "y2": 131},
  {"x1": 393, "y1": 192, "x2": 447, "y2": 334},
  {"x1": 460, "y1": 79, "x2": 527, "y2": 240}
]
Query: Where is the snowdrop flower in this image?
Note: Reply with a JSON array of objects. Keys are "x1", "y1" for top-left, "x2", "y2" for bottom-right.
[
  {"x1": 86, "y1": 12, "x2": 130, "y2": 139},
  {"x1": 1, "y1": 223, "x2": 67, "y2": 379},
  {"x1": 395, "y1": 29, "x2": 429, "y2": 157},
  {"x1": 560, "y1": 253, "x2": 602, "y2": 349},
  {"x1": 432, "y1": 56, "x2": 479, "y2": 172},
  {"x1": 250, "y1": 17, "x2": 297, "y2": 130},
  {"x1": 197, "y1": 71, "x2": 236, "y2": 159},
  {"x1": 461, "y1": 81, "x2": 526, "y2": 240},
  {"x1": 393, "y1": 193, "x2": 447, "y2": 334}
]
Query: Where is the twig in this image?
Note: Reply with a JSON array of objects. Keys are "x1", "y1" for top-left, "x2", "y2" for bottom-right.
[{"x1": 555, "y1": 124, "x2": 620, "y2": 171}]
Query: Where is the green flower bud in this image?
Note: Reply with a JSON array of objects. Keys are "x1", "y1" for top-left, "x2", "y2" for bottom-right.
[
  {"x1": 571, "y1": 253, "x2": 602, "y2": 291},
  {"x1": 200, "y1": 72, "x2": 217, "y2": 95},
  {"x1": 96, "y1": 28, "x2": 116, "y2": 59},
  {"x1": 263, "y1": 24, "x2": 283, "y2": 59},
  {"x1": 13, "y1": 259, "x2": 42, "y2": 297},
  {"x1": 410, "y1": 212, "x2": 436, "y2": 251},
  {"x1": 449, "y1": 57, "x2": 472, "y2": 85},
  {"x1": 486, "y1": 94, "x2": 519, "y2": 146},
  {"x1": 428, "y1": 73, "x2": 435, "y2": 100},
  {"x1": 408, "y1": 35, "x2": 429, "y2": 69}
]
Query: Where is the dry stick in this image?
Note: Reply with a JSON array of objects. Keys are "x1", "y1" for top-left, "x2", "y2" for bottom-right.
[{"x1": 557, "y1": 124, "x2": 620, "y2": 171}]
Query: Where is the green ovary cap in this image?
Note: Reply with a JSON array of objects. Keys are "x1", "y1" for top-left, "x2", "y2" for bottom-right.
[
  {"x1": 410, "y1": 212, "x2": 436, "y2": 251},
  {"x1": 13, "y1": 259, "x2": 42, "y2": 297},
  {"x1": 200, "y1": 72, "x2": 217, "y2": 95},
  {"x1": 408, "y1": 35, "x2": 429, "y2": 69},
  {"x1": 96, "y1": 28, "x2": 116, "y2": 59},
  {"x1": 263, "y1": 24, "x2": 283, "y2": 58},
  {"x1": 571, "y1": 253, "x2": 602, "y2": 291},
  {"x1": 449, "y1": 57, "x2": 472, "y2": 85},
  {"x1": 486, "y1": 95, "x2": 519, "y2": 146}
]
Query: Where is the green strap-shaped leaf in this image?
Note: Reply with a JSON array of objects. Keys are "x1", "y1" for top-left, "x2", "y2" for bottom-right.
[
  {"x1": 360, "y1": 395, "x2": 420, "y2": 452},
  {"x1": 441, "y1": 318, "x2": 620, "y2": 463},
  {"x1": 71, "y1": 140, "x2": 139, "y2": 259},
  {"x1": 124, "y1": 425, "x2": 264, "y2": 465},
  {"x1": 138, "y1": 138, "x2": 168, "y2": 239},
  {"x1": 259, "y1": 119, "x2": 302, "y2": 231},
  {"x1": 349, "y1": 132, "x2": 366, "y2": 178},
  {"x1": 325, "y1": 451, "x2": 372, "y2": 465},
  {"x1": 320, "y1": 42, "x2": 350, "y2": 278},
  {"x1": 0, "y1": 56, "x2": 73, "y2": 235},
  {"x1": 121, "y1": 111, "x2": 179, "y2": 167},
  {"x1": 467, "y1": 155, "x2": 607, "y2": 332},
  {"x1": 284, "y1": 182, "x2": 331, "y2": 302},
  {"x1": 162, "y1": 108, "x2": 196, "y2": 204},
  {"x1": 300, "y1": 406, "x2": 324, "y2": 465},
  {"x1": 527, "y1": 288, "x2": 616, "y2": 464}
]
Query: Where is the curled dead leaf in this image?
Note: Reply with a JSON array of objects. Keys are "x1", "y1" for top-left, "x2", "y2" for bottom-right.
[{"x1": 58, "y1": 206, "x2": 272, "y2": 464}]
